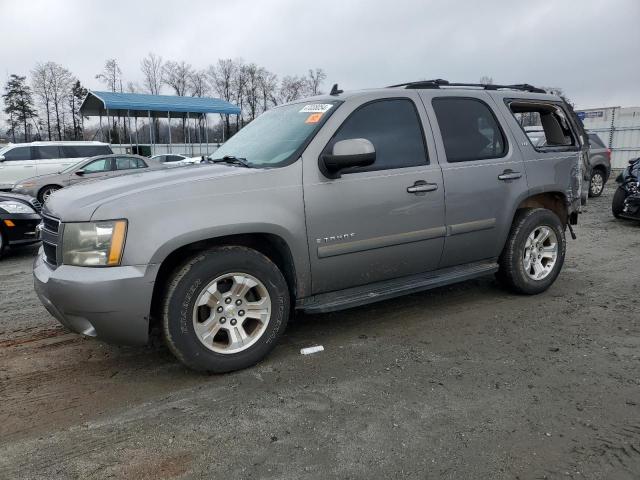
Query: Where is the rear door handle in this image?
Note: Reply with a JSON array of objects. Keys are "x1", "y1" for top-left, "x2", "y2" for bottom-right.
[
  {"x1": 498, "y1": 170, "x2": 522, "y2": 181},
  {"x1": 407, "y1": 180, "x2": 438, "y2": 194}
]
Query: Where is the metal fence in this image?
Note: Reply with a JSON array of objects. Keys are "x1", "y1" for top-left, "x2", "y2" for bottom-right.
[
  {"x1": 110, "y1": 143, "x2": 220, "y2": 158},
  {"x1": 577, "y1": 106, "x2": 640, "y2": 169}
]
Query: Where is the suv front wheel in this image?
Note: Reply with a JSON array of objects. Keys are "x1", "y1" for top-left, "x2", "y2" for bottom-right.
[
  {"x1": 497, "y1": 208, "x2": 566, "y2": 295},
  {"x1": 162, "y1": 246, "x2": 290, "y2": 372}
]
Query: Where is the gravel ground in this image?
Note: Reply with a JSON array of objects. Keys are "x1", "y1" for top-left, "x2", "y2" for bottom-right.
[{"x1": 0, "y1": 186, "x2": 639, "y2": 480}]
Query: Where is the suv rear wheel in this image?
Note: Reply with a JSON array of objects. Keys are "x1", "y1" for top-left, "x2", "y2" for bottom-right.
[
  {"x1": 497, "y1": 208, "x2": 565, "y2": 295},
  {"x1": 162, "y1": 246, "x2": 290, "y2": 373},
  {"x1": 589, "y1": 169, "x2": 605, "y2": 197}
]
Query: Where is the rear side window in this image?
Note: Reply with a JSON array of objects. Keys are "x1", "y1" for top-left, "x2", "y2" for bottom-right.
[
  {"x1": 325, "y1": 98, "x2": 428, "y2": 172},
  {"x1": 509, "y1": 102, "x2": 577, "y2": 150},
  {"x1": 432, "y1": 97, "x2": 507, "y2": 162},
  {"x1": 589, "y1": 134, "x2": 606, "y2": 148},
  {"x1": 116, "y1": 157, "x2": 147, "y2": 170},
  {"x1": 62, "y1": 145, "x2": 113, "y2": 157},
  {"x1": 32, "y1": 145, "x2": 61, "y2": 160},
  {"x1": 3, "y1": 146, "x2": 31, "y2": 161}
]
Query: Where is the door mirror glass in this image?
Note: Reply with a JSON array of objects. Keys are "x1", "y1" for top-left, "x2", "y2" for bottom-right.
[{"x1": 320, "y1": 138, "x2": 376, "y2": 178}]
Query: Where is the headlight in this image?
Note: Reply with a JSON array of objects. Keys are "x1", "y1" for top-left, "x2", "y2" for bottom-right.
[
  {"x1": 14, "y1": 181, "x2": 35, "y2": 189},
  {"x1": 0, "y1": 201, "x2": 36, "y2": 214},
  {"x1": 62, "y1": 220, "x2": 127, "y2": 267}
]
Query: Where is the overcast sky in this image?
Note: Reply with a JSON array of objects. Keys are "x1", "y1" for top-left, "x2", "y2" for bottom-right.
[{"x1": 2, "y1": 0, "x2": 639, "y2": 109}]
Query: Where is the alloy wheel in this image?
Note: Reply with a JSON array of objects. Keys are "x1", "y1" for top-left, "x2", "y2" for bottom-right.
[
  {"x1": 523, "y1": 226, "x2": 558, "y2": 281},
  {"x1": 192, "y1": 272, "x2": 272, "y2": 354}
]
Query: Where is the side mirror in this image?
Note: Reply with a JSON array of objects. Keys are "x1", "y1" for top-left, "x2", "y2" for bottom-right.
[
  {"x1": 75, "y1": 170, "x2": 85, "y2": 176},
  {"x1": 0, "y1": 155, "x2": 5, "y2": 163},
  {"x1": 319, "y1": 138, "x2": 376, "y2": 179}
]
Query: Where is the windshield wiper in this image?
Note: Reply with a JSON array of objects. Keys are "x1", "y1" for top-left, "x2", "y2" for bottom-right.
[{"x1": 210, "y1": 155, "x2": 252, "y2": 168}]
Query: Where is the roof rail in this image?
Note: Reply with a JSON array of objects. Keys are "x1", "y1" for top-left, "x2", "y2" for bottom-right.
[{"x1": 386, "y1": 79, "x2": 547, "y2": 94}]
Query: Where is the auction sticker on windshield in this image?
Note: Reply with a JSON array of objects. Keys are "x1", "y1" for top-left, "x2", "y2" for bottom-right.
[{"x1": 299, "y1": 104, "x2": 333, "y2": 113}]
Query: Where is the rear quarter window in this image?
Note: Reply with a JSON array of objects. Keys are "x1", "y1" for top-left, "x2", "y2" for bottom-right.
[{"x1": 3, "y1": 146, "x2": 32, "y2": 161}]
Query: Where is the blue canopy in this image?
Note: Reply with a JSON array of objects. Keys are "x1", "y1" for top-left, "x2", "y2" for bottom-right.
[{"x1": 80, "y1": 90, "x2": 241, "y2": 118}]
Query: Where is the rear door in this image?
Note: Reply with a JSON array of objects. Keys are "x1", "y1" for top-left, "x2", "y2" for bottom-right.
[
  {"x1": 303, "y1": 93, "x2": 446, "y2": 294},
  {"x1": 0, "y1": 146, "x2": 36, "y2": 187},
  {"x1": 421, "y1": 92, "x2": 528, "y2": 268},
  {"x1": 33, "y1": 145, "x2": 65, "y2": 176}
]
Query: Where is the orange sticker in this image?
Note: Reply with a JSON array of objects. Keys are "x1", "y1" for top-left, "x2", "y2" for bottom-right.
[{"x1": 305, "y1": 113, "x2": 323, "y2": 124}]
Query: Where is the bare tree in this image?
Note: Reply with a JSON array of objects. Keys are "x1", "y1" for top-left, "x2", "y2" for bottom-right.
[
  {"x1": 163, "y1": 60, "x2": 192, "y2": 96},
  {"x1": 189, "y1": 70, "x2": 208, "y2": 97},
  {"x1": 45, "y1": 62, "x2": 73, "y2": 140},
  {"x1": 96, "y1": 59, "x2": 124, "y2": 142},
  {"x1": 259, "y1": 70, "x2": 278, "y2": 112},
  {"x1": 244, "y1": 63, "x2": 265, "y2": 121},
  {"x1": 31, "y1": 63, "x2": 53, "y2": 139},
  {"x1": 479, "y1": 76, "x2": 493, "y2": 85},
  {"x1": 207, "y1": 59, "x2": 236, "y2": 139},
  {"x1": 96, "y1": 59, "x2": 123, "y2": 92},
  {"x1": 277, "y1": 75, "x2": 307, "y2": 104},
  {"x1": 306, "y1": 68, "x2": 326, "y2": 95},
  {"x1": 140, "y1": 53, "x2": 164, "y2": 95},
  {"x1": 232, "y1": 61, "x2": 248, "y2": 131}
]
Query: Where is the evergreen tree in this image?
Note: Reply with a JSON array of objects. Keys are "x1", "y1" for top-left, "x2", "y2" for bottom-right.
[{"x1": 3, "y1": 74, "x2": 38, "y2": 142}]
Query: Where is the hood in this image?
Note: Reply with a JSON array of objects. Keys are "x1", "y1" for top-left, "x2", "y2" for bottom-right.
[{"x1": 44, "y1": 163, "x2": 266, "y2": 221}]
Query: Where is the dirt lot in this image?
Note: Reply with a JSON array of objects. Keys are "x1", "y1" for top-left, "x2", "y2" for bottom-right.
[{"x1": 0, "y1": 186, "x2": 638, "y2": 480}]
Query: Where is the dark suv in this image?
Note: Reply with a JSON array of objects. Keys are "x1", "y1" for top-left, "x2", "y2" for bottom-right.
[
  {"x1": 34, "y1": 80, "x2": 588, "y2": 372},
  {"x1": 586, "y1": 132, "x2": 612, "y2": 197}
]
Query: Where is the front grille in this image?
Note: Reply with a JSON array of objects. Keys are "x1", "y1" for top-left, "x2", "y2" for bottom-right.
[
  {"x1": 41, "y1": 214, "x2": 60, "y2": 266},
  {"x1": 30, "y1": 198, "x2": 42, "y2": 213},
  {"x1": 42, "y1": 215, "x2": 60, "y2": 234}
]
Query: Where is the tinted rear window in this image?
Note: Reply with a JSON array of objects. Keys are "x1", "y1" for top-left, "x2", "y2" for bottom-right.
[
  {"x1": 432, "y1": 97, "x2": 506, "y2": 162},
  {"x1": 589, "y1": 134, "x2": 606, "y2": 148},
  {"x1": 33, "y1": 145, "x2": 61, "y2": 159},
  {"x1": 62, "y1": 145, "x2": 113, "y2": 157}
]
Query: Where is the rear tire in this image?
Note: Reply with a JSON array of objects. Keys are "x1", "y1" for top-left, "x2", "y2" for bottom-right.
[
  {"x1": 38, "y1": 185, "x2": 61, "y2": 203},
  {"x1": 162, "y1": 246, "x2": 290, "y2": 373},
  {"x1": 588, "y1": 169, "x2": 606, "y2": 197},
  {"x1": 612, "y1": 186, "x2": 626, "y2": 218},
  {"x1": 497, "y1": 208, "x2": 565, "y2": 295}
]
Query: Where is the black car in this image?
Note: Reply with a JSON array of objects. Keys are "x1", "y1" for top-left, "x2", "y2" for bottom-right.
[{"x1": 0, "y1": 192, "x2": 42, "y2": 259}]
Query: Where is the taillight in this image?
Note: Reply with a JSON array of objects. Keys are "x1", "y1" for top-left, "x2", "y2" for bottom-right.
[{"x1": 607, "y1": 149, "x2": 612, "y2": 161}]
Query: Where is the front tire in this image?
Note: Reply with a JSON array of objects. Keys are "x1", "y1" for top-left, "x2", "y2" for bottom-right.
[
  {"x1": 162, "y1": 246, "x2": 290, "y2": 373},
  {"x1": 497, "y1": 208, "x2": 566, "y2": 295},
  {"x1": 38, "y1": 185, "x2": 61, "y2": 203},
  {"x1": 612, "y1": 186, "x2": 626, "y2": 218}
]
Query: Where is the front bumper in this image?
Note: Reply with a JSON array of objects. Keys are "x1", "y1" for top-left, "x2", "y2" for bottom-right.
[
  {"x1": 0, "y1": 213, "x2": 41, "y2": 246},
  {"x1": 33, "y1": 251, "x2": 159, "y2": 345}
]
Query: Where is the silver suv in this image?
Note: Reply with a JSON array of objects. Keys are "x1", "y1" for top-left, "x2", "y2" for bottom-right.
[{"x1": 34, "y1": 80, "x2": 588, "y2": 372}]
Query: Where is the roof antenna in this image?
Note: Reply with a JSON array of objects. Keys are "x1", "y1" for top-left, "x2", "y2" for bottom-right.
[{"x1": 330, "y1": 83, "x2": 343, "y2": 96}]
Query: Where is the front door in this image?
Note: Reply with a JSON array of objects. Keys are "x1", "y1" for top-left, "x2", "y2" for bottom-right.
[
  {"x1": 68, "y1": 157, "x2": 114, "y2": 185},
  {"x1": 422, "y1": 93, "x2": 529, "y2": 268},
  {"x1": 303, "y1": 95, "x2": 446, "y2": 294},
  {"x1": 0, "y1": 146, "x2": 36, "y2": 188}
]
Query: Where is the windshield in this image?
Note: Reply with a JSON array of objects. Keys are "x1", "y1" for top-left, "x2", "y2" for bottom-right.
[{"x1": 213, "y1": 101, "x2": 340, "y2": 167}]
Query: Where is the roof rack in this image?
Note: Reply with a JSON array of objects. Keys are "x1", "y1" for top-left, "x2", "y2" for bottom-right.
[{"x1": 386, "y1": 79, "x2": 547, "y2": 94}]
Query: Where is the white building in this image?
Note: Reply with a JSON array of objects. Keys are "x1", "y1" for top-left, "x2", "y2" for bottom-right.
[{"x1": 577, "y1": 106, "x2": 640, "y2": 169}]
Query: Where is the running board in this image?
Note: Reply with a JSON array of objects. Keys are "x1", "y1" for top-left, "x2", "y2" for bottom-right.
[{"x1": 297, "y1": 260, "x2": 499, "y2": 314}]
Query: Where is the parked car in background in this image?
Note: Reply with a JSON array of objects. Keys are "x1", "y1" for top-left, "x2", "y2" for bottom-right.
[
  {"x1": 0, "y1": 191, "x2": 41, "y2": 259},
  {"x1": 12, "y1": 154, "x2": 162, "y2": 202},
  {"x1": 34, "y1": 81, "x2": 587, "y2": 373},
  {"x1": 586, "y1": 132, "x2": 611, "y2": 197},
  {"x1": 151, "y1": 153, "x2": 198, "y2": 165},
  {"x1": 612, "y1": 157, "x2": 640, "y2": 220},
  {"x1": 0, "y1": 142, "x2": 112, "y2": 191}
]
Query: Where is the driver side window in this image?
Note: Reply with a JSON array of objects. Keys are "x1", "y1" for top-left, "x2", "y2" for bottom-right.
[
  {"x1": 82, "y1": 158, "x2": 111, "y2": 173},
  {"x1": 324, "y1": 98, "x2": 429, "y2": 173}
]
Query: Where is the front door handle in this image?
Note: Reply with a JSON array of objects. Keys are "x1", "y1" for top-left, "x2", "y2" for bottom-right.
[
  {"x1": 407, "y1": 180, "x2": 438, "y2": 194},
  {"x1": 498, "y1": 170, "x2": 522, "y2": 181}
]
